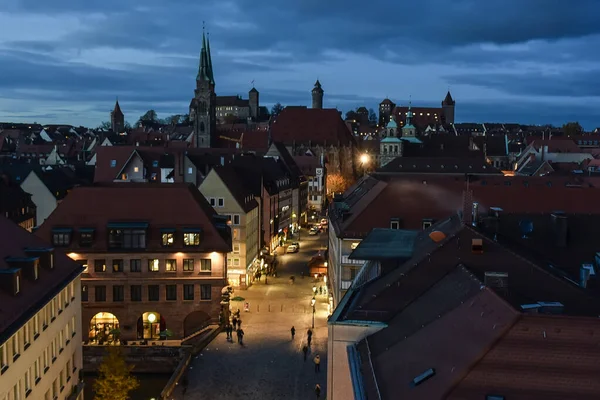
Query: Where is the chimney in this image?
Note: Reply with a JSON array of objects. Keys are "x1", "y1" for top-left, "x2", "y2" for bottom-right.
[
  {"x1": 550, "y1": 212, "x2": 568, "y2": 247},
  {"x1": 461, "y1": 190, "x2": 473, "y2": 225}
]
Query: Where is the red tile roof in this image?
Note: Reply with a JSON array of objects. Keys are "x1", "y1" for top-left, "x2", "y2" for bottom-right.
[
  {"x1": 270, "y1": 107, "x2": 355, "y2": 147},
  {"x1": 333, "y1": 175, "x2": 600, "y2": 237},
  {"x1": 0, "y1": 216, "x2": 82, "y2": 343},
  {"x1": 529, "y1": 139, "x2": 583, "y2": 153},
  {"x1": 93, "y1": 145, "x2": 138, "y2": 182},
  {"x1": 448, "y1": 315, "x2": 600, "y2": 400},
  {"x1": 362, "y1": 288, "x2": 518, "y2": 400},
  {"x1": 35, "y1": 183, "x2": 231, "y2": 253}
]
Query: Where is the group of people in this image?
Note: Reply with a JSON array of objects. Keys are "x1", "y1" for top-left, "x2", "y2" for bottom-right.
[
  {"x1": 225, "y1": 309, "x2": 245, "y2": 345},
  {"x1": 290, "y1": 326, "x2": 322, "y2": 398}
]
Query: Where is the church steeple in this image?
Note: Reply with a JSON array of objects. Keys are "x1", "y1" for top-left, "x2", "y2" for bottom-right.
[
  {"x1": 110, "y1": 98, "x2": 124, "y2": 133},
  {"x1": 206, "y1": 32, "x2": 215, "y2": 84},
  {"x1": 197, "y1": 29, "x2": 212, "y2": 83},
  {"x1": 191, "y1": 25, "x2": 216, "y2": 148}
]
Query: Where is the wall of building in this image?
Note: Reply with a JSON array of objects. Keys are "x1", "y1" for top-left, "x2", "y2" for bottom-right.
[
  {"x1": 21, "y1": 172, "x2": 57, "y2": 227},
  {"x1": 71, "y1": 251, "x2": 226, "y2": 340},
  {"x1": 119, "y1": 153, "x2": 145, "y2": 182},
  {"x1": 327, "y1": 322, "x2": 385, "y2": 400},
  {"x1": 0, "y1": 276, "x2": 83, "y2": 400}
]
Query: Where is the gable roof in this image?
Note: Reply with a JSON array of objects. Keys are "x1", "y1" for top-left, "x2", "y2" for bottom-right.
[
  {"x1": 270, "y1": 107, "x2": 355, "y2": 146},
  {"x1": 447, "y1": 315, "x2": 600, "y2": 400},
  {"x1": 0, "y1": 216, "x2": 82, "y2": 344},
  {"x1": 35, "y1": 183, "x2": 230, "y2": 253},
  {"x1": 211, "y1": 166, "x2": 259, "y2": 213}
]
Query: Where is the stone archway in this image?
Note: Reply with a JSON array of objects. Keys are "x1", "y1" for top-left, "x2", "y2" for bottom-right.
[
  {"x1": 89, "y1": 312, "x2": 120, "y2": 345},
  {"x1": 183, "y1": 311, "x2": 211, "y2": 337},
  {"x1": 136, "y1": 312, "x2": 166, "y2": 340}
]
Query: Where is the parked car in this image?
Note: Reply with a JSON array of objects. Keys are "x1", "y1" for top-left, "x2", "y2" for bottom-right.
[
  {"x1": 286, "y1": 244, "x2": 299, "y2": 253},
  {"x1": 309, "y1": 227, "x2": 319, "y2": 236},
  {"x1": 291, "y1": 241, "x2": 300, "y2": 250}
]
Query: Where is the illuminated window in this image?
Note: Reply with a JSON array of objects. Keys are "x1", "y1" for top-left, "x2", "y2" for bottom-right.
[
  {"x1": 350, "y1": 242, "x2": 359, "y2": 249},
  {"x1": 233, "y1": 243, "x2": 240, "y2": 254},
  {"x1": 161, "y1": 233, "x2": 174, "y2": 246},
  {"x1": 112, "y1": 259, "x2": 123, "y2": 272},
  {"x1": 200, "y1": 259, "x2": 212, "y2": 272},
  {"x1": 148, "y1": 259, "x2": 159, "y2": 272},
  {"x1": 184, "y1": 232, "x2": 200, "y2": 246},
  {"x1": 134, "y1": 167, "x2": 139, "y2": 173},
  {"x1": 165, "y1": 259, "x2": 177, "y2": 272},
  {"x1": 183, "y1": 259, "x2": 194, "y2": 271},
  {"x1": 94, "y1": 260, "x2": 106, "y2": 273}
]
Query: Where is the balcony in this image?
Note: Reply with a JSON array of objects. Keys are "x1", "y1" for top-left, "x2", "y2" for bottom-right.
[{"x1": 341, "y1": 255, "x2": 364, "y2": 265}]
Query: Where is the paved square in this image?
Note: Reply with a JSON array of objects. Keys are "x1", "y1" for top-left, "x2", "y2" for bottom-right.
[{"x1": 173, "y1": 232, "x2": 329, "y2": 400}]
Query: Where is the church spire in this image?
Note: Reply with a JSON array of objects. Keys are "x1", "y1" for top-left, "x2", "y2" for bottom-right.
[
  {"x1": 206, "y1": 31, "x2": 215, "y2": 84},
  {"x1": 197, "y1": 26, "x2": 211, "y2": 83}
]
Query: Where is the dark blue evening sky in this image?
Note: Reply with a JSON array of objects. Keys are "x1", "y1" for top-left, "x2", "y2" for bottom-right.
[{"x1": 1, "y1": 0, "x2": 599, "y2": 128}]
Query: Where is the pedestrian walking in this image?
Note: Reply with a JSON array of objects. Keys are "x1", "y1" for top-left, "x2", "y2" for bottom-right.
[
  {"x1": 291, "y1": 326, "x2": 296, "y2": 340},
  {"x1": 313, "y1": 354, "x2": 321, "y2": 373},
  {"x1": 232, "y1": 316, "x2": 238, "y2": 330},
  {"x1": 302, "y1": 345, "x2": 308, "y2": 361},
  {"x1": 225, "y1": 324, "x2": 231, "y2": 340},
  {"x1": 319, "y1": 286, "x2": 323, "y2": 295},
  {"x1": 237, "y1": 328, "x2": 245, "y2": 345},
  {"x1": 307, "y1": 329, "x2": 313, "y2": 346},
  {"x1": 315, "y1": 384, "x2": 321, "y2": 399},
  {"x1": 238, "y1": 319, "x2": 242, "y2": 329}
]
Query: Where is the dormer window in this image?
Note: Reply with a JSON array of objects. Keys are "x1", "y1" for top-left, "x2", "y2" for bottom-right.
[
  {"x1": 161, "y1": 229, "x2": 175, "y2": 247},
  {"x1": 183, "y1": 229, "x2": 201, "y2": 246},
  {"x1": 110, "y1": 160, "x2": 116, "y2": 167},
  {"x1": 422, "y1": 219, "x2": 433, "y2": 230},
  {"x1": 52, "y1": 228, "x2": 72, "y2": 246},
  {"x1": 152, "y1": 160, "x2": 159, "y2": 167},
  {"x1": 390, "y1": 218, "x2": 400, "y2": 229},
  {"x1": 79, "y1": 229, "x2": 94, "y2": 247}
]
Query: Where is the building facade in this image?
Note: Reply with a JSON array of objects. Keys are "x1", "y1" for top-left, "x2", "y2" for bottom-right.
[
  {"x1": 199, "y1": 166, "x2": 260, "y2": 288},
  {"x1": 35, "y1": 184, "x2": 231, "y2": 341},
  {"x1": 0, "y1": 216, "x2": 84, "y2": 400}
]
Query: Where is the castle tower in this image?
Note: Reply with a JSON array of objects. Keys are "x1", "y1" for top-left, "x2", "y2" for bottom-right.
[
  {"x1": 189, "y1": 30, "x2": 216, "y2": 148},
  {"x1": 110, "y1": 99, "x2": 124, "y2": 132},
  {"x1": 402, "y1": 101, "x2": 416, "y2": 137},
  {"x1": 442, "y1": 91, "x2": 455, "y2": 124},
  {"x1": 249, "y1": 87, "x2": 259, "y2": 120},
  {"x1": 311, "y1": 80, "x2": 324, "y2": 109}
]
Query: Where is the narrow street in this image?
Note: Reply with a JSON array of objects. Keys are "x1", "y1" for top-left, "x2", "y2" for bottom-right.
[{"x1": 174, "y1": 229, "x2": 329, "y2": 400}]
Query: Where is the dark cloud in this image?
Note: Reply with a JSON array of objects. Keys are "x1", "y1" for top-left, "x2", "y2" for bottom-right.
[
  {"x1": 446, "y1": 69, "x2": 600, "y2": 97},
  {"x1": 1, "y1": 0, "x2": 600, "y2": 126}
]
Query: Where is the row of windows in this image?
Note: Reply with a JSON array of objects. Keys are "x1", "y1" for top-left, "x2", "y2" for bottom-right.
[
  {"x1": 1, "y1": 316, "x2": 77, "y2": 399},
  {"x1": 81, "y1": 258, "x2": 211, "y2": 273},
  {"x1": 208, "y1": 197, "x2": 225, "y2": 207},
  {"x1": 53, "y1": 229, "x2": 203, "y2": 249},
  {"x1": 390, "y1": 218, "x2": 433, "y2": 230},
  {"x1": 0, "y1": 283, "x2": 75, "y2": 372},
  {"x1": 82, "y1": 284, "x2": 212, "y2": 302}
]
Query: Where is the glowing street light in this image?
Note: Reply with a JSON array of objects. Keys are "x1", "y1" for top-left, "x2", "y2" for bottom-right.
[{"x1": 360, "y1": 153, "x2": 370, "y2": 165}]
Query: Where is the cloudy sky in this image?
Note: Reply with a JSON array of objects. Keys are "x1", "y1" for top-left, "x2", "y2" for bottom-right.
[{"x1": 1, "y1": 0, "x2": 600, "y2": 128}]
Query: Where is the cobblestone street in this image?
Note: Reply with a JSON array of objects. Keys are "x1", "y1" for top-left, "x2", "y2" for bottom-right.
[{"x1": 173, "y1": 230, "x2": 329, "y2": 400}]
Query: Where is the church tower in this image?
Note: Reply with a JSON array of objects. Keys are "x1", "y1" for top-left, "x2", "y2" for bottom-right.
[
  {"x1": 189, "y1": 30, "x2": 216, "y2": 148},
  {"x1": 442, "y1": 91, "x2": 455, "y2": 124},
  {"x1": 110, "y1": 99, "x2": 124, "y2": 133},
  {"x1": 312, "y1": 80, "x2": 324, "y2": 109},
  {"x1": 402, "y1": 101, "x2": 416, "y2": 137}
]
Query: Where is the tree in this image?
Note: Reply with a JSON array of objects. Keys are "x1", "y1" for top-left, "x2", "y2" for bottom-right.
[
  {"x1": 345, "y1": 110, "x2": 359, "y2": 121},
  {"x1": 368, "y1": 108, "x2": 377, "y2": 124},
  {"x1": 124, "y1": 121, "x2": 132, "y2": 130},
  {"x1": 97, "y1": 121, "x2": 111, "y2": 130},
  {"x1": 562, "y1": 121, "x2": 583, "y2": 137},
  {"x1": 94, "y1": 347, "x2": 139, "y2": 400},
  {"x1": 271, "y1": 103, "x2": 284, "y2": 116},
  {"x1": 164, "y1": 114, "x2": 181, "y2": 125},
  {"x1": 138, "y1": 110, "x2": 158, "y2": 124},
  {"x1": 181, "y1": 114, "x2": 190, "y2": 125},
  {"x1": 327, "y1": 173, "x2": 350, "y2": 196}
]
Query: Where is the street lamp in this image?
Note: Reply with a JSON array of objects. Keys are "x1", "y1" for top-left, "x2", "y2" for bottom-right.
[
  {"x1": 360, "y1": 153, "x2": 370, "y2": 165},
  {"x1": 311, "y1": 297, "x2": 316, "y2": 329},
  {"x1": 147, "y1": 313, "x2": 156, "y2": 339}
]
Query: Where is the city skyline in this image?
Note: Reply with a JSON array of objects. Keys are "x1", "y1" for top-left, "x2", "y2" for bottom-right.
[{"x1": 1, "y1": 0, "x2": 600, "y2": 128}]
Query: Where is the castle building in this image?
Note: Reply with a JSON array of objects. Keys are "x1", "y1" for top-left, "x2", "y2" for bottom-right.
[
  {"x1": 378, "y1": 91, "x2": 456, "y2": 128},
  {"x1": 110, "y1": 99, "x2": 124, "y2": 133},
  {"x1": 215, "y1": 87, "x2": 260, "y2": 122},
  {"x1": 189, "y1": 32, "x2": 216, "y2": 148},
  {"x1": 311, "y1": 80, "x2": 324, "y2": 109}
]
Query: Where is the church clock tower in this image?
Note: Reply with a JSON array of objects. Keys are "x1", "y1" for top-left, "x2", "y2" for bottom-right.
[{"x1": 189, "y1": 30, "x2": 216, "y2": 148}]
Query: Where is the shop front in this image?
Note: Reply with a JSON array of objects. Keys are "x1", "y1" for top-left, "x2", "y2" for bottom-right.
[{"x1": 228, "y1": 269, "x2": 249, "y2": 288}]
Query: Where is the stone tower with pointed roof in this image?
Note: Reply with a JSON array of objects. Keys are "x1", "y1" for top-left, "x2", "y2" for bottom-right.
[
  {"x1": 312, "y1": 80, "x2": 324, "y2": 109},
  {"x1": 189, "y1": 31, "x2": 216, "y2": 148},
  {"x1": 110, "y1": 99, "x2": 125, "y2": 132},
  {"x1": 442, "y1": 90, "x2": 455, "y2": 124},
  {"x1": 249, "y1": 87, "x2": 259, "y2": 119},
  {"x1": 402, "y1": 101, "x2": 417, "y2": 137}
]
